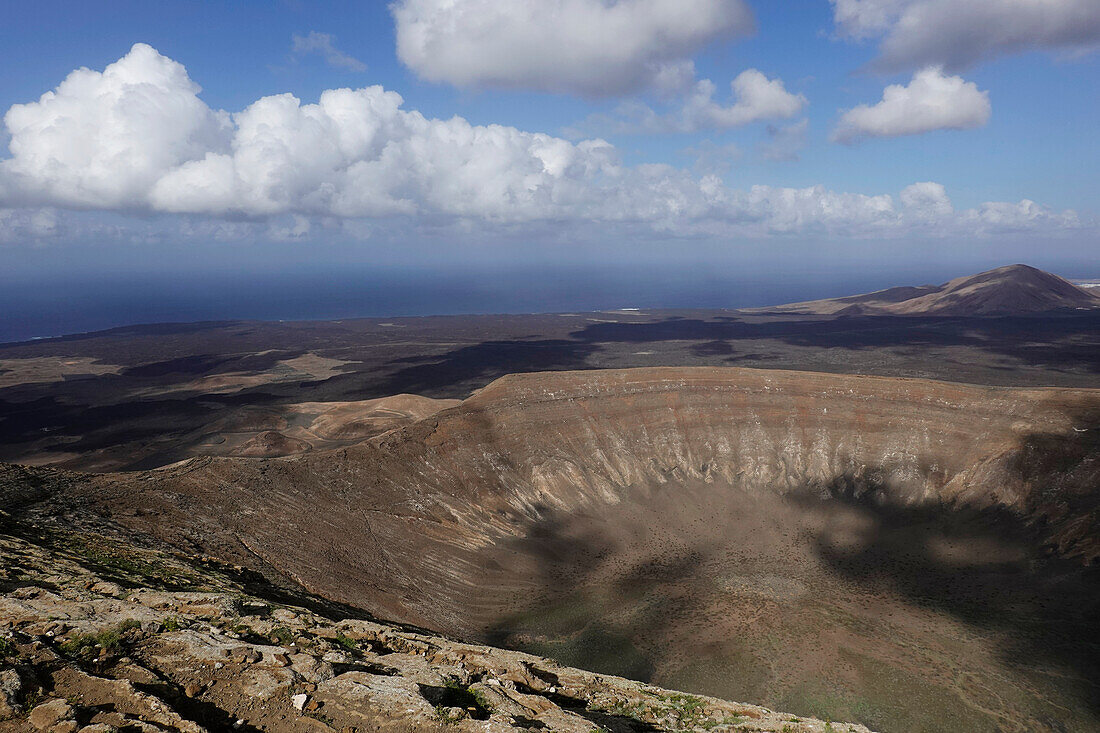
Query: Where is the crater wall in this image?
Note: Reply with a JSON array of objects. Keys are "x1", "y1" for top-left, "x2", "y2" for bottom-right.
[{"x1": 17, "y1": 367, "x2": 1098, "y2": 731}]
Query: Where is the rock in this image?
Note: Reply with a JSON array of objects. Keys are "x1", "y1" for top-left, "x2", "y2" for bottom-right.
[
  {"x1": 289, "y1": 653, "x2": 333, "y2": 684},
  {"x1": 272, "y1": 610, "x2": 299, "y2": 625},
  {"x1": 89, "y1": 582, "x2": 123, "y2": 598},
  {"x1": 0, "y1": 667, "x2": 24, "y2": 718},
  {"x1": 291, "y1": 693, "x2": 308, "y2": 711},
  {"x1": 28, "y1": 699, "x2": 73, "y2": 730},
  {"x1": 50, "y1": 721, "x2": 79, "y2": 733}
]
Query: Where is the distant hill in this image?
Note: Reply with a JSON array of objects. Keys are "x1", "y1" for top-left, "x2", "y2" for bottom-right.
[{"x1": 754, "y1": 264, "x2": 1100, "y2": 316}]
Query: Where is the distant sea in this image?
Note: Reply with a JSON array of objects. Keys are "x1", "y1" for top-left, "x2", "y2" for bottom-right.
[{"x1": 0, "y1": 263, "x2": 1069, "y2": 344}]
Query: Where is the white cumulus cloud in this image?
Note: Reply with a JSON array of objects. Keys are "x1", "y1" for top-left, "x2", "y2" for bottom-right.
[
  {"x1": 570, "y1": 69, "x2": 806, "y2": 135},
  {"x1": 0, "y1": 44, "x2": 1084, "y2": 242},
  {"x1": 390, "y1": 0, "x2": 755, "y2": 96},
  {"x1": 833, "y1": 67, "x2": 991, "y2": 143},
  {"x1": 900, "y1": 181, "x2": 954, "y2": 218},
  {"x1": 832, "y1": 0, "x2": 909, "y2": 39},
  {"x1": 1, "y1": 43, "x2": 231, "y2": 209},
  {"x1": 680, "y1": 70, "x2": 807, "y2": 131},
  {"x1": 831, "y1": 0, "x2": 1100, "y2": 71}
]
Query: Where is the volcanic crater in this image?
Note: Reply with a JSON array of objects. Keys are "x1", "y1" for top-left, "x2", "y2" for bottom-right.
[{"x1": 15, "y1": 366, "x2": 1099, "y2": 732}]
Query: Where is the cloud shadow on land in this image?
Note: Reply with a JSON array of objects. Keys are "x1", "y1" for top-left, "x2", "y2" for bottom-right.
[
  {"x1": 375, "y1": 339, "x2": 600, "y2": 396},
  {"x1": 372, "y1": 312, "x2": 1100, "y2": 397},
  {"x1": 474, "y1": 413, "x2": 1100, "y2": 731},
  {"x1": 790, "y1": 414, "x2": 1100, "y2": 720},
  {"x1": 481, "y1": 502, "x2": 659, "y2": 684},
  {"x1": 567, "y1": 313, "x2": 1100, "y2": 373}
]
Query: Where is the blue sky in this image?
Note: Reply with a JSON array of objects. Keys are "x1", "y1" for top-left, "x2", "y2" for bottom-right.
[{"x1": 0, "y1": 0, "x2": 1097, "y2": 291}]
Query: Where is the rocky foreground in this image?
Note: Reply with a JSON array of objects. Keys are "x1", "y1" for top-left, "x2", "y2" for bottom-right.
[{"x1": 0, "y1": 514, "x2": 870, "y2": 733}]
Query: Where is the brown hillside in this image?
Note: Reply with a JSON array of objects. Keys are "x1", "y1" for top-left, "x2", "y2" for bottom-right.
[{"x1": 756, "y1": 264, "x2": 1100, "y2": 316}]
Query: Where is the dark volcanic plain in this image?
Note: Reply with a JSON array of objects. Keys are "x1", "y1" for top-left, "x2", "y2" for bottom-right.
[
  {"x1": 2, "y1": 265, "x2": 1100, "y2": 733},
  {"x1": 2, "y1": 307, "x2": 1100, "y2": 472}
]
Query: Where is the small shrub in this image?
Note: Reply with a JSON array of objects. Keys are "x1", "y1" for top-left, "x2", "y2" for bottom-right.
[
  {"x1": 664, "y1": 693, "x2": 707, "y2": 726},
  {"x1": 271, "y1": 626, "x2": 294, "y2": 646},
  {"x1": 60, "y1": 633, "x2": 100, "y2": 657},
  {"x1": 433, "y1": 705, "x2": 464, "y2": 725},
  {"x1": 60, "y1": 619, "x2": 139, "y2": 658},
  {"x1": 421, "y1": 678, "x2": 493, "y2": 721},
  {"x1": 332, "y1": 633, "x2": 358, "y2": 653}
]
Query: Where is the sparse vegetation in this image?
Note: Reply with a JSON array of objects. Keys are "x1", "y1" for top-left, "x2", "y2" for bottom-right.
[
  {"x1": 270, "y1": 626, "x2": 294, "y2": 645},
  {"x1": 304, "y1": 710, "x2": 335, "y2": 726},
  {"x1": 598, "y1": 696, "x2": 651, "y2": 719},
  {"x1": 60, "y1": 618, "x2": 140, "y2": 658},
  {"x1": 332, "y1": 632, "x2": 359, "y2": 653},
  {"x1": 667, "y1": 692, "x2": 706, "y2": 719},
  {"x1": 421, "y1": 677, "x2": 494, "y2": 721},
  {"x1": 63, "y1": 534, "x2": 199, "y2": 589},
  {"x1": 432, "y1": 705, "x2": 465, "y2": 724},
  {"x1": 21, "y1": 689, "x2": 43, "y2": 716}
]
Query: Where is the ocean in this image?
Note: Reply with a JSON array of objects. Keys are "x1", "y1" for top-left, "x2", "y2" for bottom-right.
[{"x1": 0, "y1": 262, "x2": 1014, "y2": 344}]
